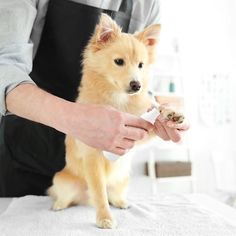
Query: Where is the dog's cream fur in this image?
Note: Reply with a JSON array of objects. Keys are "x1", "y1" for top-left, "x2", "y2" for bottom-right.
[{"x1": 48, "y1": 14, "x2": 161, "y2": 229}]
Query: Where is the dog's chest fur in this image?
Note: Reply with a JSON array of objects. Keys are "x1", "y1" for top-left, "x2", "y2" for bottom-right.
[{"x1": 111, "y1": 92, "x2": 129, "y2": 109}]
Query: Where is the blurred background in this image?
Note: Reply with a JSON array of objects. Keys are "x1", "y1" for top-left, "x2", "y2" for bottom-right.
[{"x1": 131, "y1": 0, "x2": 236, "y2": 207}]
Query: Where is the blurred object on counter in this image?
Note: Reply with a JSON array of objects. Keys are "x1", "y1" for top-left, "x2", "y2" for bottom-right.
[{"x1": 149, "y1": 38, "x2": 184, "y2": 95}]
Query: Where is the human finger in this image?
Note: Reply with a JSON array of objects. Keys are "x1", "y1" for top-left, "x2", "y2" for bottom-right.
[
  {"x1": 122, "y1": 126, "x2": 149, "y2": 141},
  {"x1": 115, "y1": 138, "x2": 135, "y2": 150},
  {"x1": 164, "y1": 125, "x2": 182, "y2": 143},
  {"x1": 112, "y1": 147, "x2": 129, "y2": 156},
  {"x1": 125, "y1": 115, "x2": 154, "y2": 132},
  {"x1": 166, "y1": 120, "x2": 190, "y2": 131},
  {"x1": 154, "y1": 120, "x2": 170, "y2": 141}
]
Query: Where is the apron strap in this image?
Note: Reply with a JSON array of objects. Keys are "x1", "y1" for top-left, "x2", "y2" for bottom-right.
[{"x1": 105, "y1": 0, "x2": 133, "y2": 33}]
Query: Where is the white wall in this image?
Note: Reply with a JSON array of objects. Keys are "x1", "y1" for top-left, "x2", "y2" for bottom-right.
[{"x1": 154, "y1": 0, "x2": 236, "y2": 194}]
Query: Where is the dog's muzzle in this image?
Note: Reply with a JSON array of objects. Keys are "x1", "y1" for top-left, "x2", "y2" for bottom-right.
[{"x1": 129, "y1": 80, "x2": 141, "y2": 93}]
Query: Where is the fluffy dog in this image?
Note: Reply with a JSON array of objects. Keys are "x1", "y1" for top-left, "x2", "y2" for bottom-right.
[{"x1": 48, "y1": 14, "x2": 183, "y2": 229}]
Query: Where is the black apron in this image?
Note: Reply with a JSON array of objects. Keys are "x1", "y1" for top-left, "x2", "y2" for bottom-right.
[{"x1": 0, "y1": 0, "x2": 132, "y2": 197}]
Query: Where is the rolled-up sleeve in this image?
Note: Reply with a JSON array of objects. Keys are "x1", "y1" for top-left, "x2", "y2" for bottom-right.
[
  {"x1": 145, "y1": 0, "x2": 161, "y2": 26},
  {"x1": 0, "y1": 0, "x2": 37, "y2": 116},
  {"x1": 129, "y1": 0, "x2": 160, "y2": 33}
]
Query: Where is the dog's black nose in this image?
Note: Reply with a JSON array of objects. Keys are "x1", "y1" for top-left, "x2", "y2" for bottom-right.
[{"x1": 129, "y1": 80, "x2": 141, "y2": 92}]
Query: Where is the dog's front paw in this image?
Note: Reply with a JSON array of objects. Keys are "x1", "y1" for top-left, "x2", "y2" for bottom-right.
[
  {"x1": 159, "y1": 105, "x2": 185, "y2": 124},
  {"x1": 110, "y1": 199, "x2": 129, "y2": 209},
  {"x1": 96, "y1": 217, "x2": 117, "y2": 229}
]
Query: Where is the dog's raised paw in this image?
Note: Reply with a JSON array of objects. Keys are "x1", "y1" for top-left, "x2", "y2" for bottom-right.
[
  {"x1": 167, "y1": 112, "x2": 175, "y2": 120},
  {"x1": 172, "y1": 113, "x2": 185, "y2": 124},
  {"x1": 159, "y1": 106, "x2": 185, "y2": 124}
]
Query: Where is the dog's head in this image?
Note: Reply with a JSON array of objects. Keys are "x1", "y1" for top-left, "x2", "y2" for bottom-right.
[{"x1": 83, "y1": 14, "x2": 161, "y2": 96}]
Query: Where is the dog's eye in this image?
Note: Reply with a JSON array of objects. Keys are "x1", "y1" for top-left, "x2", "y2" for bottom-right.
[
  {"x1": 138, "y1": 62, "x2": 144, "y2": 69},
  {"x1": 114, "y1": 59, "x2": 125, "y2": 66}
]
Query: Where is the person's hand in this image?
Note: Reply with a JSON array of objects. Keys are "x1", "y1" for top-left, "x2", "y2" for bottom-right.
[
  {"x1": 61, "y1": 103, "x2": 153, "y2": 155},
  {"x1": 5, "y1": 84, "x2": 151, "y2": 154},
  {"x1": 153, "y1": 115, "x2": 190, "y2": 142}
]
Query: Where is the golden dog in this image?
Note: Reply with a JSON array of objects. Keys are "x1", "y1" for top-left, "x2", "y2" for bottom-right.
[{"x1": 48, "y1": 14, "x2": 183, "y2": 229}]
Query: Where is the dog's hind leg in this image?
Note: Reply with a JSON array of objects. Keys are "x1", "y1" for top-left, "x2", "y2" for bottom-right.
[
  {"x1": 108, "y1": 177, "x2": 129, "y2": 209},
  {"x1": 48, "y1": 169, "x2": 86, "y2": 211}
]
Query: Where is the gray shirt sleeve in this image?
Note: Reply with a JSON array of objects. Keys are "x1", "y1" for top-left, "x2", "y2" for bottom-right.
[
  {"x1": 0, "y1": 0, "x2": 37, "y2": 116},
  {"x1": 145, "y1": 0, "x2": 161, "y2": 26},
  {"x1": 129, "y1": 0, "x2": 160, "y2": 33}
]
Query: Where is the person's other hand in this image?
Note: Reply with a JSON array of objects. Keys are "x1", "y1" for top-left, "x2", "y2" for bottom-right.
[
  {"x1": 153, "y1": 115, "x2": 190, "y2": 142},
  {"x1": 62, "y1": 103, "x2": 153, "y2": 155}
]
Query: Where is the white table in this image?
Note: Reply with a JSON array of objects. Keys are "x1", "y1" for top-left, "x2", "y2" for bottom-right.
[{"x1": 1, "y1": 177, "x2": 236, "y2": 236}]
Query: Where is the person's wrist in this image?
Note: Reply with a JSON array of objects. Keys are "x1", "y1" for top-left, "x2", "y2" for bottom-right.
[{"x1": 48, "y1": 99, "x2": 76, "y2": 134}]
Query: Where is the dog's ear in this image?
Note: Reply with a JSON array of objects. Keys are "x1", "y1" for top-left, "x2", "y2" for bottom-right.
[
  {"x1": 91, "y1": 14, "x2": 121, "y2": 51},
  {"x1": 136, "y1": 24, "x2": 161, "y2": 46},
  {"x1": 135, "y1": 24, "x2": 161, "y2": 63}
]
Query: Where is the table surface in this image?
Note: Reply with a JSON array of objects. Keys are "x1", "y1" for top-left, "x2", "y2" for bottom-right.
[
  {"x1": 0, "y1": 198, "x2": 12, "y2": 214},
  {"x1": 1, "y1": 176, "x2": 236, "y2": 227}
]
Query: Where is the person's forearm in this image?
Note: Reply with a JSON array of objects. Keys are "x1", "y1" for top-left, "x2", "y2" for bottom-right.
[
  {"x1": 5, "y1": 83, "x2": 153, "y2": 154},
  {"x1": 5, "y1": 83, "x2": 73, "y2": 132}
]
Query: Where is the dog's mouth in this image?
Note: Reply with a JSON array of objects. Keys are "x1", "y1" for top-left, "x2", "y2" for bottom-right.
[{"x1": 126, "y1": 89, "x2": 141, "y2": 95}]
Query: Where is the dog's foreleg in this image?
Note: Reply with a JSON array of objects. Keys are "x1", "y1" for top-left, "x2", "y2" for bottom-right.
[{"x1": 84, "y1": 154, "x2": 117, "y2": 229}]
